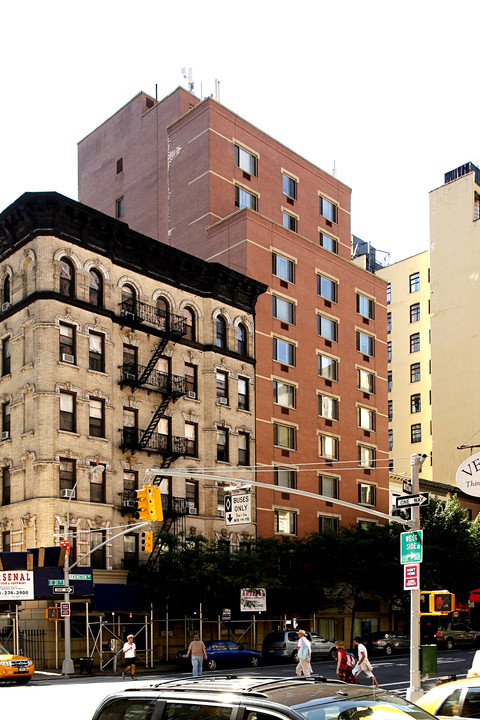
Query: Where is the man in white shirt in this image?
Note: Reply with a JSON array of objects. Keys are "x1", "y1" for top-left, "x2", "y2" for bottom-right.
[
  {"x1": 353, "y1": 636, "x2": 379, "y2": 688},
  {"x1": 122, "y1": 634, "x2": 136, "y2": 679},
  {"x1": 296, "y1": 630, "x2": 312, "y2": 677}
]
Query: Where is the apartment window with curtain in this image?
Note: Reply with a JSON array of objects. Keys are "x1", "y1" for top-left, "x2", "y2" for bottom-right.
[
  {"x1": 319, "y1": 196, "x2": 337, "y2": 222},
  {"x1": 273, "y1": 379, "x2": 295, "y2": 408},
  {"x1": 283, "y1": 173, "x2": 297, "y2": 199},
  {"x1": 89, "y1": 268, "x2": 103, "y2": 307},
  {"x1": 318, "y1": 394, "x2": 339, "y2": 421},
  {"x1": 410, "y1": 362, "x2": 421, "y2": 383},
  {"x1": 272, "y1": 295, "x2": 295, "y2": 324},
  {"x1": 274, "y1": 466, "x2": 296, "y2": 489},
  {"x1": 274, "y1": 509, "x2": 297, "y2": 535},
  {"x1": 357, "y1": 368, "x2": 375, "y2": 394},
  {"x1": 358, "y1": 406, "x2": 376, "y2": 431},
  {"x1": 59, "y1": 458, "x2": 76, "y2": 494},
  {"x1": 89, "y1": 463, "x2": 106, "y2": 503},
  {"x1": 318, "y1": 354, "x2": 338, "y2": 381},
  {"x1": 186, "y1": 480, "x2": 198, "y2": 514},
  {"x1": 319, "y1": 232, "x2": 338, "y2": 254},
  {"x1": 411, "y1": 394, "x2": 421, "y2": 413},
  {"x1": 216, "y1": 371, "x2": 228, "y2": 404},
  {"x1": 238, "y1": 432, "x2": 249, "y2": 466},
  {"x1": 410, "y1": 303, "x2": 420, "y2": 322},
  {"x1": 183, "y1": 307, "x2": 196, "y2": 342},
  {"x1": 319, "y1": 516, "x2": 339, "y2": 533},
  {"x1": 185, "y1": 363, "x2": 197, "y2": 397},
  {"x1": 89, "y1": 332, "x2": 104, "y2": 372},
  {"x1": 234, "y1": 145, "x2": 257, "y2": 176},
  {"x1": 318, "y1": 434, "x2": 338, "y2": 460},
  {"x1": 216, "y1": 428, "x2": 229, "y2": 462},
  {"x1": 318, "y1": 315, "x2": 338, "y2": 342},
  {"x1": 235, "y1": 185, "x2": 258, "y2": 210},
  {"x1": 318, "y1": 474, "x2": 338, "y2": 499},
  {"x1": 357, "y1": 293, "x2": 374, "y2": 319},
  {"x1": 410, "y1": 333, "x2": 420, "y2": 353},
  {"x1": 185, "y1": 422, "x2": 197, "y2": 457},
  {"x1": 272, "y1": 252, "x2": 295, "y2": 282},
  {"x1": 59, "y1": 258, "x2": 75, "y2": 297},
  {"x1": 357, "y1": 331, "x2": 375, "y2": 357},
  {"x1": 238, "y1": 377, "x2": 249, "y2": 410},
  {"x1": 358, "y1": 445, "x2": 375, "y2": 468},
  {"x1": 89, "y1": 398, "x2": 105, "y2": 438},
  {"x1": 59, "y1": 392, "x2": 75, "y2": 432},
  {"x1": 273, "y1": 337, "x2": 295, "y2": 366},
  {"x1": 273, "y1": 423, "x2": 296, "y2": 450},
  {"x1": 318, "y1": 275, "x2": 338, "y2": 303},
  {"x1": 358, "y1": 483, "x2": 376, "y2": 505}
]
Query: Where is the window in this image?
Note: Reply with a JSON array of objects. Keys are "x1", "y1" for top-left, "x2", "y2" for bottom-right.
[
  {"x1": 238, "y1": 377, "x2": 249, "y2": 410},
  {"x1": 388, "y1": 400, "x2": 393, "y2": 421},
  {"x1": 358, "y1": 445, "x2": 375, "y2": 468},
  {"x1": 2, "y1": 531, "x2": 10, "y2": 552},
  {"x1": 0, "y1": 466, "x2": 9, "y2": 506},
  {"x1": 59, "y1": 258, "x2": 75, "y2": 297},
  {"x1": 410, "y1": 362, "x2": 421, "y2": 383},
  {"x1": 318, "y1": 434, "x2": 338, "y2": 460},
  {"x1": 410, "y1": 272, "x2": 420, "y2": 292},
  {"x1": 283, "y1": 174, "x2": 297, "y2": 199},
  {"x1": 123, "y1": 408, "x2": 137, "y2": 446},
  {"x1": 89, "y1": 463, "x2": 105, "y2": 503},
  {"x1": 318, "y1": 354, "x2": 338, "y2": 381},
  {"x1": 121, "y1": 284, "x2": 136, "y2": 316},
  {"x1": 318, "y1": 275, "x2": 337, "y2": 302},
  {"x1": 216, "y1": 316, "x2": 227, "y2": 348},
  {"x1": 235, "y1": 185, "x2": 258, "y2": 210},
  {"x1": 156, "y1": 297, "x2": 169, "y2": 331},
  {"x1": 116, "y1": 157, "x2": 123, "y2": 174},
  {"x1": 234, "y1": 145, "x2": 257, "y2": 176},
  {"x1": 319, "y1": 196, "x2": 337, "y2": 222},
  {"x1": 410, "y1": 303, "x2": 420, "y2": 323},
  {"x1": 357, "y1": 293, "x2": 374, "y2": 319},
  {"x1": 89, "y1": 269, "x2": 103, "y2": 307},
  {"x1": 90, "y1": 531, "x2": 106, "y2": 569},
  {"x1": 116, "y1": 196, "x2": 124, "y2": 218},
  {"x1": 89, "y1": 398, "x2": 105, "y2": 438},
  {"x1": 237, "y1": 324, "x2": 247, "y2": 355},
  {"x1": 410, "y1": 333, "x2": 420, "y2": 353},
  {"x1": 59, "y1": 392, "x2": 75, "y2": 432},
  {"x1": 274, "y1": 466, "x2": 296, "y2": 489},
  {"x1": 58, "y1": 324, "x2": 75, "y2": 364},
  {"x1": 274, "y1": 509, "x2": 297, "y2": 535},
  {"x1": 318, "y1": 315, "x2": 338, "y2": 341},
  {"x1": 123, "y1": 471, "x2": 137, "y2": 495},
  {"x1": 1, "y1": 337, "x2": 10, "y2": 376},
  {"x1": 272, "y1": 252, "x2": 294, "y2": 283},
  {"x1": 217, "y1": 428, "x2": 229, "y2": 462},
  {"x1": 238, "y1": 432, "x2": 249, "y2": 466},
  {"x1": 318, "y1": 394, "x2": 339, "y2": 420},
  {"x1": 273, "y1": 422, "x2": 296, "y2": 450},
  {"x1": 273, "y1": 379, "x2": 295, "y2": 408},
  {"x1": 217, "y1": 485, "x2": 226, "y2": 516},
  {"x1": 386, "y1": 283, "x2": 391, "y2": 304},
  {"x1": 3, "y1": 276, "x2": 10, "y2": 305},
  {"x1": 185, "y1": 363, "x2": 197, "y2": 397},
  {"x1": 273, "y1": 337, "x2": 295, "y2": 365},
  {"x1": 358, "y1": 483, "x2": 376, "y2": 505},
  {"x1": 411, "y1": 393, "x2": 421, "y2": 413},
  {"x1": 272, "y1": 295, "x2": 295, "y2": 323},
  {"x1": 357, "y1": 368, "x2": 375, "y2": 394},
  {"x1": 387, "y1": 312, "x2": 391, "y2": 334},
  {"x1": 387, "y1": 341, "x2": 392, "y2": 363},
  {"x1": 388, "y1": 370, "x2": 392, "y2": 392},
  {"x1": 89, "y1": 332, "x2": 104, "y2": 372},
  {"x1": 358, "y1": 406, "x2": 376, "y2": 431},
  {"x1": 59, "y1": 458, "x2": 75, "y2": 494},
  {"x1": 216, "y1": 370, "x2": 228, "y2": 403},
  {"x1": 186, "y1": 480, "x2": 198, "y2": 513},
  {"x1": 183, "y1": 307, "x2": 196, "y2": 342},
  {"x1": 411, "y1": 423, "x2": 422, "y2": 443},
  {"x1": 318, "y1": 475, "x2": 338, "y2": 498},
  {"x1": 123, "y1": 344, "x2": 137, "y2": 379},
  {"x1": 319, "y1": 516, "x2": 339, "y2": 533},
  {"x1": 388, "y1": 429, "x2": 393, "y2": 451},
  {"x1": 357, "y1": 331, "x2": 375, "y2": 357},
  {"x1": 123, "y1": 534, "x2": 137, "y2": 570},
  {"x1": 185, "y1": 422, "x2": 197, "y2": 457},
  {"x1": 320, "y1": 232, "x2": 338, "y2": 254},
  {"x1": 282, "y1": 211, "x2": 297, "y2": 232}
]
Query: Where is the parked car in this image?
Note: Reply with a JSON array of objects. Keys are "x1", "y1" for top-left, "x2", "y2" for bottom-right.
[
  {"x1": 367, "y1": 631, "x2": 410, "y2": 656},
  {"x1": 435, "y1": 622, "x2": 480, "y2": 650},
  {"x1": 417, "y1": 677, "x2": 480, "y2": 719},
  {"x1": 176, "y1": 640, "x2": 262, "y2": 670},
  {"x1": 262, "y1": 630, "x2": 337, "y2": 662},
  {"x1": 92, "y1": 674, "x2": 438, "y2": 720},
  {"x1": 0, "y1": 643, "x2": 34, "y2": 684}
]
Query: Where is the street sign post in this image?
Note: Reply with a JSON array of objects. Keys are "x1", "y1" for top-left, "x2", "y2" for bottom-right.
[
  {"x1": 401, "y1": 529, "x2": 423, "y2": 564},
  {"x1": 224, "y1": 493, "x2": 252, "y2": 526},
  {"x1": 54, "y1": 586, "x2": 73, "y2": 594},
  {"x1": 396, "y1": 493, "x2": 429, "y2": 509},
  {"x1": 403, "y1": 480, "x2": 413, "y2": 494},
  {"x1": 404, "y1": 563, "x2": 420, "y2": 590}
]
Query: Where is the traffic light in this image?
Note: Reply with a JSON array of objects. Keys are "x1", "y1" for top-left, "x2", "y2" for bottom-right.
[
  {"x1": 134, "y1": 485, "x2": 163, "y2": 521},
  {"x1": 150, "y1": 486, "x2": 163, "y2": 521},
  {"x1": 46, "y1": 606, "x2": 61, "y2": 620},
  {"x1": 430, "y1": 592, "x2": 455, "y2": 615},
  {"x1": 141, "y1": 531, "x2": 153, "y2": 553},
  {"x1": 420, "y1": 592, "x2": 430, "y2": 615}
]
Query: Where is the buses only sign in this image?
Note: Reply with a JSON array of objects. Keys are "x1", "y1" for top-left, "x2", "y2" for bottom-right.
[{"x1": 0, "y1": 570, "x2": 34, "y2": 600}]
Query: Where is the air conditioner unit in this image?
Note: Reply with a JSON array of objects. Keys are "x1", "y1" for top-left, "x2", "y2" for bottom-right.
[
  {"x1": 61, "y1": 488, "x2": 75, "y2": 499},
  {"x1": 61, "y1": 353, "x2": 75, "y2": 364},
  {"x1": 188, "y1": 507, "x2": 198, "y2": 515},
  {"x1": 122, "y1": 310, "x2": 135, "y2": 319},
  {"x1": 218, "y1": 397, "x2": 228, "y2": 405},
  {"x1": 218, "y1": 508, "x2": 225, "y2": 517},
  {"x1": 1, "y1": 302, "x2": 10, "y2": 312},
  {"x1": 124, "y1": 499, "x2": 136, "y2": 508},
  {"x1": 124, "y1": 372, "x2": 136, "y2": 381},
  {"x1": 187, "y1": 391, "x2": 197, "y2": 399},
  {"x1": 1, "y1": 431, "x2": 9, "y2": 440}
]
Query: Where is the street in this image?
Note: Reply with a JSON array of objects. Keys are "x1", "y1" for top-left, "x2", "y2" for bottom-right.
[{"x1": 2, "y1": 648, "x2": 476, "y2": 720}]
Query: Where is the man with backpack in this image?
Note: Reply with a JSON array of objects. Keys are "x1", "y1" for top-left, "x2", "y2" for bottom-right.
[{"x1": 335, "y1": 640, "x2": 359, "y2": 683}]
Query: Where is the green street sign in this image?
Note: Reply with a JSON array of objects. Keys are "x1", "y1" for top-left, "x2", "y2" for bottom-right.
[
  {"x1": 400, "y1": 530, "x2": 423, "y2": 564},
  {"x1": 69, "y1": 574, "x2": 92, "y2": 581},
  {"x1": 48, "y1": 579, "x2": 65, "y2": 586}
]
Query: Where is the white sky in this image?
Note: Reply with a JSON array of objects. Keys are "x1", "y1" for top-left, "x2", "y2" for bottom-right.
[{"x1": 1, "y1": 0, "x2": 479, "y2": 263}]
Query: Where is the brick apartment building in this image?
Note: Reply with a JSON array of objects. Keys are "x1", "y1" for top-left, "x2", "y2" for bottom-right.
[{"x1": 79, "y1": 87, "x2": 390, "y2": 535}]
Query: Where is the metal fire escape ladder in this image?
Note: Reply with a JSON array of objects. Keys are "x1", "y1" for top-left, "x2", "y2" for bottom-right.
[
  {"x1": 138, "y1": 396, "x2": 171, "y2": 449},
  {"x1": 137, "y1": 333, "x2": 171, "y2": 387}
]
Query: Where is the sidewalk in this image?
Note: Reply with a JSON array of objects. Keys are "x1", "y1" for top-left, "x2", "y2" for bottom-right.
[{"x1": 32, "y1": 662, "x2": 180, "y2": 682}]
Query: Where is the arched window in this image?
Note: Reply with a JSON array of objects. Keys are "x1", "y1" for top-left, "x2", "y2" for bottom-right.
[
  {"x1": 3, "y1": 276, "x2": 10, "y2": 306},
  {"x1": 121, "y1": 284, "x2": 136, "y2": 316},
  {"x1": 156, "y1": 297, "x2": 169, "y2": 331},
  {"x1": 216, "y1": 316, "x2": 227, "y2": 348},
  {"x1": 183, "y1": 307, "x2": 196, "y2": 342},
  {"x1": 59, "y1": 258, "x2": 75, "y2": 297},
  {"x1": 237, "y1": 323, "x2": 247, "y2": 355},
  {"x1": 89, "y1": 268, "x2": 103, "y2": 307}
]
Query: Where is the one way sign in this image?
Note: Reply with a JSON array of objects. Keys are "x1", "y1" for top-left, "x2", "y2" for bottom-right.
[
  {"x1": 395, "y1": 492, "x2": 429, "y2": 509},
  {"x1": 224, "y1": 493, "x2": 252, "y2": 526}
]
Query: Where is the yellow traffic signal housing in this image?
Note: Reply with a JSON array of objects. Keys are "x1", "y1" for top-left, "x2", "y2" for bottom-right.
[
  {"x1": 46, "y1": 606, "x2": 61, "y2": 621},
  {"x1": 142, "y1": 531, "x2": 153, "y2": 553},
  {"x1": 134, "y1": 485, "x2": 163, "y2": 521},
  {"x1": 429, "y1": 591, "x2": 455, "y2": 615},
  {"x1": 150, "y1": 486, "x2": 163, "y2": 521}
]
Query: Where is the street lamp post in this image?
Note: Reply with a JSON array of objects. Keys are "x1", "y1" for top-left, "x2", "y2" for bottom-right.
[{"x1": 62, "y1": 464, "x2": 105, "y2": 676}]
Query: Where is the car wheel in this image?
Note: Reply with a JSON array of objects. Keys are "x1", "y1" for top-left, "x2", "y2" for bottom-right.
[
  {"x1": 292, "y1": 650, "x2": 299, "y2": 663},
  {"x1": 385, "y1": 644, "x2": 393, "y2": 656},
  {"x1": 329, "y1": 647, "x2": 338, "y2": 661},
  {"x1": 446, "y1": 638, "x2": 455, "y2": 651},
  {"x1": 206, "y1": 658, "x2": 217, "y2": 671},
  {"x1": 250, "y1": 655, "x2": 260, "y2": 667}
]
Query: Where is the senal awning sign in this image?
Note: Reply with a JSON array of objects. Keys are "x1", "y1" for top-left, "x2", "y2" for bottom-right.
[{"x1": 0, "y1": 570, "x2": 34, "y2": 600}]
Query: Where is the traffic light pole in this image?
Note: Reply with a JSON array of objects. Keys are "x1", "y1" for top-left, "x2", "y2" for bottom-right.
[{"x1": 406, "y1": 453, "x2": 427, "y2": 702}]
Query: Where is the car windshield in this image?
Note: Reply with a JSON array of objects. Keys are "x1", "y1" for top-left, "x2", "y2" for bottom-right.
[
  {"x1": 0, "y1": 644, "x2": 11, "y2": 655},
  {"x1": 293, "y1": 693, "x2": 436, "y2": 720}
]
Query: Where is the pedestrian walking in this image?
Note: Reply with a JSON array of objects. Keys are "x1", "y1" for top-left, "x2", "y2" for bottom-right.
[
  {"x1": 122, "y1": 634, "x2": 136, "y2": 679},
  {"x1": 186, "y1": 634, "x2": 207, "y2": 677},
  {"x1": 296, "y1": 629, "x2": 312, "y2": 677},
  {"x1": 353, "y1": 636, "x2": 379, "y2": 688},
  {"x1": 335, "y1": 640, "x2": 359, "y2": 684}
]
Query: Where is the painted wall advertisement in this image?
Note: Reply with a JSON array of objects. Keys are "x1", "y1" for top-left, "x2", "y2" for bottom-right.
[{"x1": 240, "y1": 587, "x2": 266, "y2": 612}]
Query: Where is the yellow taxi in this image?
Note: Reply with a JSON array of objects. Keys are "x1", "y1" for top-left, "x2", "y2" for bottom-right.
[
  {"x1": 417, "y1": 677, "x2": 480, "y2": 719},
  {"x1": 0, "y1": 643, "x2": 34, "y2": 684}
]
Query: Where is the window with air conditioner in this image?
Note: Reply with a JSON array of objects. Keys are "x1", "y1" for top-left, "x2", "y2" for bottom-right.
[
  {"x1": 216, "y1": 371, "x2": 228, "y2": 404},
  {"x1": 59, "y1": 324, "x2": 75, "y2": 364},
  {"x1": 185, "y1": 363, "x2": 197, "y2": 398}
]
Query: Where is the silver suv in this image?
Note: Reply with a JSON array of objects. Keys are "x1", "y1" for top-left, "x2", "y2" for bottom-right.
[
  {"x1": 262, "y1": 630, "x2": 336, "y2": 662},
  {"x1": 435, "y1": 622, "x2": 480, "y2": 650}
]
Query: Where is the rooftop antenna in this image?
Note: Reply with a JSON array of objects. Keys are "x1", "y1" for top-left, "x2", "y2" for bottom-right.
[
  {"x1": 332, "y1": 160, "x2": 336, "y2": 178},
  {"x1": 215, "y1": 79, "x2": 221, "y2": 102},
  {"x1": 181, "y1": 67, "x2": 194, "y2": 93}
]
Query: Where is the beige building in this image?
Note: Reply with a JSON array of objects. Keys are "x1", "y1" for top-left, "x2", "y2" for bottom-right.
[{"x1": 0, "y1": 191, "x2": 265, "y2": 664}]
